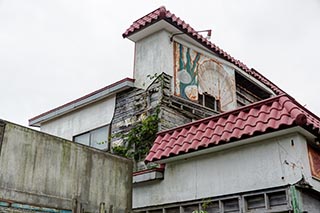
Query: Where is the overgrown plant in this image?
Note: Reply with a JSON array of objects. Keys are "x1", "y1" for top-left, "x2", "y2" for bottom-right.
[
  {"x1": 192, "y1": 199, "x2": 211, "y2": 213},
  {"x1": 113, "y1": 109, "x2": 160, "y2": 161},
  {"x1": 192, "y1": 210, "x2": 207, "y2": 213}
]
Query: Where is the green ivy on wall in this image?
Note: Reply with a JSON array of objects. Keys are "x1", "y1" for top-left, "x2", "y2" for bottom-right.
[{"x1": 113, "y1": 109, "x2": 159, "y2": 161}]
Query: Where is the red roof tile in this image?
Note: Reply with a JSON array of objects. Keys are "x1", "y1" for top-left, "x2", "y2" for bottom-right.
[
  {"x1": 123, "y1": 6, "x2": 284, "y2": 95},
  {"x1": 145, "y1": 95, "x2": 320, "y2": 162}
]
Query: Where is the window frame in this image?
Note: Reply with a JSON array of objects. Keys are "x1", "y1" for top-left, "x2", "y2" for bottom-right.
[
  {"x1": 73, "y1": 124, "x2": 110, "y2": 151},
  {"x1": 198, "y1": 92, "x2": 220, "y2": 112}
]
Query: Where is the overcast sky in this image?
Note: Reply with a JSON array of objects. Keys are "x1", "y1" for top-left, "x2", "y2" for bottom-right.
[{"x1": 0, "y1": 0, "x2": 319, "y2": 127}]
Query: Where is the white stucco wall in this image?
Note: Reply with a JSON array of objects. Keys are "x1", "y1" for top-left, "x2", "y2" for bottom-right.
[
  {"x1": 134, "y1": 30, "x2": 174, "y2": 89},
  {"x1": 133, "y1": 28, "x2": 274, "y2": 107},
  {"x1": 40, "y1": 95, "x2": 116, "y2": 140},
  {"x1": 133, "y1": 132, "x2": 318, "y2": 209}
]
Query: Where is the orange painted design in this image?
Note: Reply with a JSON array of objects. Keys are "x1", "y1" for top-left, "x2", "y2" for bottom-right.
[{"x1": 308, "y1": 145, "x2": 320, "y2": 179}]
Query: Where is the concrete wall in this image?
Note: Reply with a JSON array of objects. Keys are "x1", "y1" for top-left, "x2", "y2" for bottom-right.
[
  {"x1": 299, "y1": 189, "x2": 320, "y2": 212},
  {"x1": 0, "y1": 120, "x2": 132, "y2": 212},
  {"x1": 41, "y1": 95, "x2": 116, "y2": 140},
  {"x1": 134, "y1": 30, "x2": 174, "y2": 89},
  {"x1": 133, "y1": 132, "x2": 315, "y2": 209}
]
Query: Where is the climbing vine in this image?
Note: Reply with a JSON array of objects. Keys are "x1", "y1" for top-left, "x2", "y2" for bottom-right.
[{"x1": 113, "y1": 109, "x2": 160, "y2": 161}]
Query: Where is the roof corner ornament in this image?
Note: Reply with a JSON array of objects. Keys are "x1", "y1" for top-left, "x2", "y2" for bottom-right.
[{"x1": 159, "y1": 6, "x2": 167, "y2": 18}]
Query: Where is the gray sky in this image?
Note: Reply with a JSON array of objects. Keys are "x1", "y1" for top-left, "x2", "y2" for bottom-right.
[{"x1": 0, "y1": 0, "x2": 320, "y2": 127}]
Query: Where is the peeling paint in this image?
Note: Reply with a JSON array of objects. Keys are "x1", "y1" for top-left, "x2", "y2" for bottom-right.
[
  {"x1": 174, "y1": 42, "x2": 236, "y2": 111},
  {"x1": 307, "y1": 144, "x2": 320, "y2": 179},
  {"x1": 0, "y1": 200, "x2": 71, "y2": 213}
]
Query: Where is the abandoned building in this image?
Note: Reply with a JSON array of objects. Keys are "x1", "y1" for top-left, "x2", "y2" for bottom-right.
[
  {"x1": 28, "y1": 6, "x2": 320, "y2": 213},
  {"x1": 0, "y1": 120, "x2": 132, "y2": 213}
]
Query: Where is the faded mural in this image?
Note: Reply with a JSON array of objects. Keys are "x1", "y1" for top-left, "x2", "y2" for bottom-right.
[
  {"x1": 174, "y1": 42, "x2": 236, "y2": 111},
  {"x1": 308, "y1": 145, "x2": 320, "y2": 180}
]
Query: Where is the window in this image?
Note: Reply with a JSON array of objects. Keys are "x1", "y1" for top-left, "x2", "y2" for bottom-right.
[
  {"x1": 222, "y1": 198, "x2": 240, "y2": 212},
  {"x1": 235, "y1": 72, "x2": 271, "y2": 107},
  {"x1": 74, "y1": 125, "x2": 110, "y2": 150},
  {"x1": 198, "y1": 93, "x2": 220, "y2": 111},
  {"x1": 134, "y1": 188, "x2": 290, "y2": 213},
  {"x1": 182, "y1": 204, "x2": 199, "y2": 213},
  {"x1": 245, "y1": 194, "x2": 265, "y2": 210},
  {"x1": 268, "y1": 191, "x2": 287, "y2": 207},
  {"x1": 244, "y1": 190, "x2": 288, "y2": 211}
]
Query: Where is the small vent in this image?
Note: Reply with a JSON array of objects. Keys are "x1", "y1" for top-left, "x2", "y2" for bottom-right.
[
  {"x1": 268, "y1": 191, "x2": 287, "y2": 207},
  {"x1": 165, "y1": 207, "x2": 180, "y2": 213},
  {"x1": 246, "y1": 194, "x2": 265, "y2": 210},
  {"x1": 223, "y1": 198, "x2": 240, "y2": 212},
  {"x1": 149, "y1": 210, "x2": 162, "y2": 213},
  {"x1": 183, "y1": 204, "x2": 199, "y2": 213},
  {"x1": 204, "y1": 201, "x2": 219, "y2": 213}
]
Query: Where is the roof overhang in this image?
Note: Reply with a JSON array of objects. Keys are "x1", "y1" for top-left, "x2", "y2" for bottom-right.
[
  {"x1": 126, "y1": 20, "x2": 180, "y2": 42},
  {"x1": 29, "y1": 78, "x2": 135, "y2": 127},
  {"x1": 153, "y1": 126, "x2": 317, "y2": 164}
]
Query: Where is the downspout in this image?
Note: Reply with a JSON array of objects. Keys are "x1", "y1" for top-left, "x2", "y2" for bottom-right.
[{"x1": 290, "y1": 185, "x2": 302, "y2": 213}]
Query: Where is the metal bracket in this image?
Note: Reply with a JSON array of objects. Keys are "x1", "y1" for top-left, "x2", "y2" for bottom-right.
[{"x1": 170, "y1": 29, "x2": 212, "y2": 42}]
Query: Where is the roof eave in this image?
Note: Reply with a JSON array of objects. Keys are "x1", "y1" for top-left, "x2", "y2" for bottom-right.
[
  {"x1": 29, "y1": 78, "x2": 135, "y2": 127},
  {"x1": 125, "y1": 19, "x2": 181, "y2": 42},
  {"x1": 151, "y1": 126, "x2": 316, "y2": 164}
]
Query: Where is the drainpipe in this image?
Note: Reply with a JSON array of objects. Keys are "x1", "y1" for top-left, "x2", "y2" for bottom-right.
[{"x1": 290, "y1": 185, "x2": 302, "y2": 213}]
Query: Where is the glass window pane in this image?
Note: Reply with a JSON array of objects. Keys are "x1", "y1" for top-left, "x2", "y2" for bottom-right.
[
  {"x1": 74, "y1": 133, "x2": 90, "y2": 146},
  {"x1": 91, "y1": 125, "x2": 109, "y2": 150}
]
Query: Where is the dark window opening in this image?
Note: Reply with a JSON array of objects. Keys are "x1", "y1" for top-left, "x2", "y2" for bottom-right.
[
  {"x1": 268, "y1": 191, "x2": 287, "y2": 207},
  {"x1": 223, "y1": 198, "x2": 240, "y2": 212},
  {"x1": 235, "y1": 72, "x2": 271, "y2": 107},
  {"x1": 198, "y1": 93, "x2": 220, "y2": 111},
  {"x1": 246, "y1": 194, "x2": 265, "y2": 210}
]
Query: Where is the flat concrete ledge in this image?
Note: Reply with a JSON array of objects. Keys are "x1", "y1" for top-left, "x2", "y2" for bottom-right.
[{"x1": 133, "y1": 168, "x2": 164, "y2": 184}]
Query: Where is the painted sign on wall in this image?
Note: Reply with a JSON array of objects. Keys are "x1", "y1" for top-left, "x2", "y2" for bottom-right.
[
  {"x1": 308, "y1": 145, "x2": 320, "y2": 179},
  {"x1": 174, "y1": 42, "x2": 236, "y2": 111}
]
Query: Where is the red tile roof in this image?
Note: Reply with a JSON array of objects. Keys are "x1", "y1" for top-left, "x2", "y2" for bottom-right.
[
  {"x1": 123, "y1": 6, "x2": 284, "y2": 95},
  {"x1": 145, "y1": 95, "x2": 320, "y2": 162}
]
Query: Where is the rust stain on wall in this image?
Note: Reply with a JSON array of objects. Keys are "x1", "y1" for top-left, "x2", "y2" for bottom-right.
[{"x1": 308, "y1": 144, "x2": 320, "y2": 179}]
